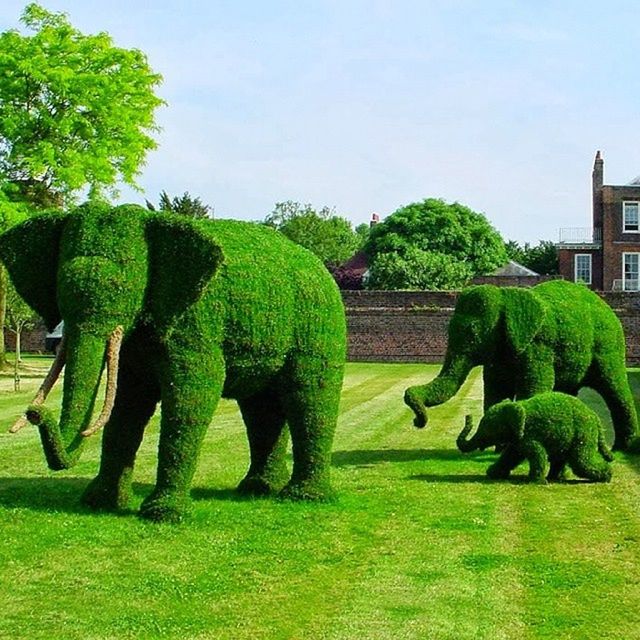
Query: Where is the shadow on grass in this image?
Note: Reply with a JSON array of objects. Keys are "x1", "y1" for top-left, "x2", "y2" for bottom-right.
[
  {"x1": 0, "y1": 476, "x2": 155, "y2": 517},
  {"x1": 190, "y1": 487, "x2": 255, "y2": 503},
  {"x1": 409, "y1": 472, "x2": 526, "y2": 485},
  {"x1": 0, "y1": 476, "x2": 275, "y2": 514},
  {"x1": 410, "y1": 472, "x2": 600, "y2": 485},
  {"x1": 331, "y1": 448, "x2": 496, "y2": 467}
]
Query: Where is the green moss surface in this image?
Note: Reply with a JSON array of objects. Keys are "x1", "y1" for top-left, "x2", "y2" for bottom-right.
[
  {"x1": 458, "y1": 392, "x2": 613, "y2": 483},
  {"x1": 405, "y1": 280, "x2": 638, "y2": 450},
  {"x1": 0, "y1": 204, "x2": 347, "y2": 522}
]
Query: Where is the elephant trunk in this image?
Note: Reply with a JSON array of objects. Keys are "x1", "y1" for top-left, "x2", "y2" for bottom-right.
[
  {"x1": 24, "y1": 326, "x2": 123, "y2": 470},
  {"x1": 456, "y1": 414, "x2": 478, "y2": 452},
  {"x1": 9, "y1": 335, "x2": 68, "y2": 433},
  {"x1": 404, "y1": 352, "x2": 474, "y2": 428}
]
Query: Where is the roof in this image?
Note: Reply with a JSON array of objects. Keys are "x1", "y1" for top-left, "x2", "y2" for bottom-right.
[
  {"x1": 491, "y1": 260, "x2": 539, "y2": 277},
  {"x1": 340, "y1": 250, "x2": 369, "y2": 274}
]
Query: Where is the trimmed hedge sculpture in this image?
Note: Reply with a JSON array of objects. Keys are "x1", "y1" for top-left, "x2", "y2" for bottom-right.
[
  {"x1": 404, "y1": 281, "x2": 638, "y2": 450},
  {"x1": 457, "y1": 392, "x2": 614, "y2": 483},
  {"x1": 0, "y1": 203, "x2": 347, "y2": 522}
]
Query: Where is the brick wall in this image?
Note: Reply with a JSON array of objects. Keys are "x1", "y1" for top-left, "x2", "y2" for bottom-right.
[
  {"x1": 4, "y1": 322, "x2": 47, "y2": 353},
  {"x1": 343, "y1": 290, "x2": 640, "y2": 366},
  {"x1": 10, "y1": 290, "x2": 640, "y2": 366}
]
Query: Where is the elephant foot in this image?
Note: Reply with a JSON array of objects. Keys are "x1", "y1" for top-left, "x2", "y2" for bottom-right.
[
  {"x1": 81, "y1": 474, "x2": 132, "y2": 511},
  {"x1": 140, "y1": 491, "x2": 191, "y2": 524},
  {"x1": 237, "y1": 463, "x2": 289, "y2": 497},
  {"x1": 529, "y1": 476, "x2": 548, "y2": 485},
  {"x1": 547, "y1": 466, "x2": 570, "y2": 482},
  {"x1": 486, "y1": 463, "x2": 511, "y2": 480},
  {"x1": 582, "y1": 467, "x2": 613, "y2": 483},
  {"x1": 237, "y1": 475, "x2": 280, "y2": 497},
  {"x1": 624, "y1": 437, "x2": 640, "y2": 454},
  {"x1": 614, "y1": 436, "x2": 634, "y2": 452},
  {"x1": 279, "y1": 478, "x2": 335, "y2": 502}
]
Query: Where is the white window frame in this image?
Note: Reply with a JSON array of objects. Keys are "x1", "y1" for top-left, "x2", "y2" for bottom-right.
[
  {"x1": 623, "y1": 201, "x2": 640, "y2": 233},
  {"x1": 622, "y1": 252, "x2": 640, "y2": 291},
  {"x1": 574, "y1": 254, "x2": 592, "y2": 284}
]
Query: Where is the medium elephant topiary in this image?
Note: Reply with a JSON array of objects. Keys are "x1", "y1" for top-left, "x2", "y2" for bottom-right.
[
  {"x1": 0, "y1": 203, "x2": 346, "y2": 522},
  {"x1": 404, "y1": 281, "x2": 637, "y2": 450},
  {"x1": 456, "y1": 392, "x2": 614, "y2": 483}
]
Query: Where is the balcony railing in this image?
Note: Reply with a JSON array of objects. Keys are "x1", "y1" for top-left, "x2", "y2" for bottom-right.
[
  {"x1": 612, "y1": 279, "x2": 640, "y2": 292},
  {"x1": 558, "y1": 227, "x2": 602, "y2": 244}
]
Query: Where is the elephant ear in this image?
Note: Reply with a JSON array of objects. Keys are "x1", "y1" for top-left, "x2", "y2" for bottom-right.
[
  {"x1": 0, "y1": 212, "x2": 69, "y2": 330},
  {"x1": 501, "y1": 287, "x2": 546, "y2": 354},
  {"x1": 145, "y1": 215, "x2": 223, "y2": 327}
]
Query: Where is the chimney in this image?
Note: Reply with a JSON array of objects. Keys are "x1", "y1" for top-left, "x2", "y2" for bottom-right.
[
  {"x1": 593, "y1": 150, "x2": 604, "y2": 191},
  {"x1": 592, "y1": 150, "x2": 604, "y2": 230},
  {"x1": 370, "y1": 213, "x2": 380, "y2": 228}
]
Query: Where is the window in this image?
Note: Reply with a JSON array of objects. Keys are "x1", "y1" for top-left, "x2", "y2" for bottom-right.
[
  {"x1": 623, "y1": 253, "x2": 640, "y2": 291},
  {"x1": 623, "y1": 201, "x2": 640, "y2": 232},
  {"x1": 574, "y1": 254, "x2": 592, "y2": 284}
]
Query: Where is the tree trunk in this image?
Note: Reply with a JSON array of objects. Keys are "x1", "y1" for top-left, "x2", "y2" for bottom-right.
[
  {"x1": 0, "y1": 266, "x2": 7, "y2": 369},
  {"x1": 14, "y1": 328, "x2": 21, "y2": 392}
]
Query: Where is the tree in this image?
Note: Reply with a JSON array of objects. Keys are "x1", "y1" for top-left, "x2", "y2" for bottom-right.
[
  {"x1": 0, "y1": 3, "x2": 164, "y2": 206},
  {"x1": 0, "y1": 187, "x2": 32, "y2": 367},
  {"x1": 4, "y1": 278, "x2": 38, "y2": 390},
  {"x1": 367, "y1": 247, "x2": 472, "y2": 290},
  {"x1": 365, "y1": 198, "x2": 507, "y2": 290},
  {"x1": 505, "y1": 239, "x2": 559, "y2": 275},
  {"x1": 265, "y1": 201, "x2": 363, "y2": 267},
  {"x1": 355, "y1": 222, "x2": 370, "y2": 247},
  {"x1": 146, "y1": 191, "x2": 213, "y2": 219}
]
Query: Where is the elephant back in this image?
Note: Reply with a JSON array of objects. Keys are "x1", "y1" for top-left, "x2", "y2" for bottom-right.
[{"x1": 202, "y1": 219, "x2": 346, "y2": 362}]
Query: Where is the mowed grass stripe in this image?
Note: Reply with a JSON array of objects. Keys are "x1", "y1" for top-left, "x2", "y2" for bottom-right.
[{"x1": 320, "y1": 369, "x2": 529, "y2": 639}]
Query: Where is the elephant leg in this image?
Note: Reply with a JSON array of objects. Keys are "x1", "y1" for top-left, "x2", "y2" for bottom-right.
[
  {"x1": 236, "y1": 391, "x2": 290, "y2": 496},
  {"x1": 514, "y1": 347, "x2": 555, "y2": 399},
  {"x1": 547, "y1": 457, "x2": 569, "y2": 482},
  {"x1": 280, "y1": 358, "x2": 343, "y2": 501},
  {"x1": 82, "y1": 351, "x2": 161, "y2": 511},
  {"x1": 589, "y1": 359, "x2": 638, "y2": 451},
  {"x1": 486, "y1": 443, "x2": 525, "y2": 480},
  {"x1": 140, "y1": 352, "x2": 223, "y2": 523},
  {"x1": 520, "y1": 439, "x2": 549, "y2": 484},
  {"x1": 483, "y1": 363, "x2": 514, "y2": 412},
  {"x1": 568, "y1": 447, "x2": 612, "y2": 483}
]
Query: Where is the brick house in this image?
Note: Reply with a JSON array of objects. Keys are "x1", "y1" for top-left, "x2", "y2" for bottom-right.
[{"x1": 558, "y1": 151, "x2": 640, "y2": 291}]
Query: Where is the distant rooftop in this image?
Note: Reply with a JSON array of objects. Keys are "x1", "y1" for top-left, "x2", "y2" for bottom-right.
[
  {"x1": 491, "y1": 260, "x2": 539, "y2": 277},
  {"x1": 628, "y1": 176, "x2": 640, "y2": 186}
]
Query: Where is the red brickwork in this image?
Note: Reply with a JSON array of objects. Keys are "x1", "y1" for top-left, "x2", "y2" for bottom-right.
[
  {"x1": 4, "y1": 322, "x2": 47, "y2": 353},
  {"x1": 557, "y1": 248, "x2": 602, "y2": 291}
]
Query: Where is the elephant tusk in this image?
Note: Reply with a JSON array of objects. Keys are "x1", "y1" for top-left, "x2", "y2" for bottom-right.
[
  {"x1": 81, "y1": 326, "x2": 124, "y2": 437},
  {"x1": 9, "y1": 335, "x2": 67, "y2": 434}
]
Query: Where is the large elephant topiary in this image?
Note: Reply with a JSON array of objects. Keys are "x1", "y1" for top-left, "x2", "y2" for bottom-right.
[
  {"x1": 404, "y1": 281, "x2": 637, "y2": 450},
  {"x1": 0, "y1": 203, "x2": 346, "y2": 522}
]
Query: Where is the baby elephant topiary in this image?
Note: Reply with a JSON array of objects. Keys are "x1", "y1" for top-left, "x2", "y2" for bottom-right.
[
  {"x1": 457, "y1": 392, "x2": 613, "y2": 483},
  {"x1": 0, "y1": 204, "x2": 347, "y2": 522}
]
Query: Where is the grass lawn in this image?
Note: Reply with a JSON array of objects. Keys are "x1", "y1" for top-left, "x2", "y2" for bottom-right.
[{"x1": 1, "y1": 360, "x2": 640, "y2": 639}]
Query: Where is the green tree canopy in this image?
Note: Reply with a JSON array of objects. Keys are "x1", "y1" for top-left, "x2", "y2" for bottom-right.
[
  {"x1": 505, "y1": 239, "x2": 559, "y2": 275},
  {"x1": 0, "y1": 3, "x2": 164, "y2": 206},
  {"x1": 367, "y1": 247, "x2": 472, "y2": 290},
  {"x1": 147, "y1": 191, "x2": 213, "y2": 219},
  {"x1": 265, "y1": 201, "x2": 362, "y2": 267},
  {"x1": 365, "y1": 198, "x2": 507, "y2": 290}
]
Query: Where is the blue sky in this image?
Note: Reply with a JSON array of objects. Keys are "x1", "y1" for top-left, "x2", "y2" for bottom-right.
[{"x1": 1, "y1": 1, "x2": 639, "y2": 243}]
